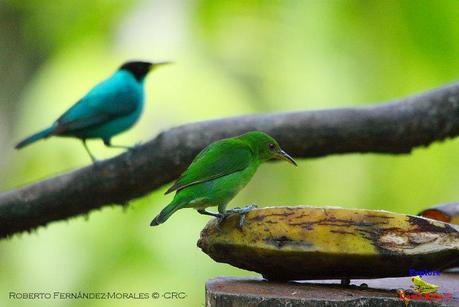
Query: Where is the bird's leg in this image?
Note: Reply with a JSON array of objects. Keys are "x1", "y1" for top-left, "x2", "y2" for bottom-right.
[
  {"x1": 197, "y1": 209, "x2": 223, "y2": 218},
  {"x1": 224, "y1": 204, "x2": 258, "y2": 229},
  {"x1": 82, "y1": 139, "x2": 97, "y2": 163},
  {"x1": 103, "y1": 139, "x2": 135, "y2": 151},
  {"x1": 224, "y1": 204, "x2": 258, "y2": 214},
  {"x1": 217, "y1": 204, "x2": 230, "y2": 226},
  {"x1": 198, "y1": 209, "x2": 226, "y2": 231}
]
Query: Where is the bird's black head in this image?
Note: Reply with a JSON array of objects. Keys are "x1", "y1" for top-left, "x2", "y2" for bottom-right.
[
  {"x1": 120, "y1": 61, "x2": 153, "y2": 81},
  {"x1": 120, "y1": 61, "x2": 171, "y2": 81}
]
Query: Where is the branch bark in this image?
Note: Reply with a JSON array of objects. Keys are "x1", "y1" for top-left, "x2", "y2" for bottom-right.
[{"x1": 2, "y1": 81, "x2": 459, "y2": 238}]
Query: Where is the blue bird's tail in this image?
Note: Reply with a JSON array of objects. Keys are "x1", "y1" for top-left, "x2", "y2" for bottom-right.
[
  {"x1": 150, "y1": 200, "x2": 183, "y2": 226},
  {"x1": 15, "y1": 127, "x2": 54, "y2": 149}
]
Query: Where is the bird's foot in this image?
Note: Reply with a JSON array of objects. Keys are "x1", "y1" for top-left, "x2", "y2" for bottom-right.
[
  {"x1": 216, "y1": 214, "x2": 229, "y2": 231},
  {"x1": 197, "y1": 208, "x2": 225, "y2": 230},
  {"x1": 89, "y1": 158, "x2": 106, "y2": 169},
  {"x1": 131, "y1": 141, "x2": 143, "y2": 151},
  {"x1": 91, "y1": 158, "x2": 102, "y2": 165},
  {"x1": 116, "y1": 145, "x2": 135, "y2": 151},
  {"x1": 224, "y1": 204, "x2": 257, "y2": 229},
  {"x1": 103, "y1": 139, "x2": 139, "y2": 152},
  {"x1": 125, "y1": 143, "x2": 143, "y2": 152}
]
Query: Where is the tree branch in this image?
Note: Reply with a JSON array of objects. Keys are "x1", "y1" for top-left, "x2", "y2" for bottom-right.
[{"x1": 2, "y1": 81, "x2": 459, "y2": 238}]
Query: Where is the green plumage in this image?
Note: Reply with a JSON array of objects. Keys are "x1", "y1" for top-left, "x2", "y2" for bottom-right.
[{"x1": 151, "y1": 131, "x2": 296, "y2": 226}]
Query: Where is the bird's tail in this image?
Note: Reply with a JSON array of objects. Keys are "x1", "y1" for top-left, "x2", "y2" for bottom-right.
[
  {"x1": 150, "y1": 200, "x2": 183, "y2": 226},
  {"x1": 15, "y1": 126, "x2": 54, "y2": 149}
]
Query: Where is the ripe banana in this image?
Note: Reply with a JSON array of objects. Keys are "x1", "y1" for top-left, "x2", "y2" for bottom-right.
[{"x1": 198, "y1": 206, "x2": 459, "y2": 281}]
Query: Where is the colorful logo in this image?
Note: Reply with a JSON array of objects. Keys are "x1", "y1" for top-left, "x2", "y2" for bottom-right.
[{"x1": 398, "y1": 276, "x2": 452, "y2": 306}]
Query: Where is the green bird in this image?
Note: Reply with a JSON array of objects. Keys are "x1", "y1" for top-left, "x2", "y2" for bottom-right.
[{"x1": 151, "y1": 131, "x2": 297, "y2": 227}]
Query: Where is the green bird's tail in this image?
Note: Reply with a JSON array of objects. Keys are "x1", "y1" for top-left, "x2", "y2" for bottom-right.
[
  {"x1": 15, "y1": 127, "x2": 54, "y2": 149},
  {"x1": 150, "y1": 200, "x2": 183, "y2": 226}
]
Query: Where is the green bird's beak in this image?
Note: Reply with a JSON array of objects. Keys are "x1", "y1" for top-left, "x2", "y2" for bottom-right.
[{"x1": 276, "y1": 149, "x2": 297, "y2": 166}]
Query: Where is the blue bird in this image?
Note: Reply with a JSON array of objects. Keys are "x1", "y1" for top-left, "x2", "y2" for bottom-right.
[{"x1": 15, "y1": 61, "x2": 169, "y2": 162}]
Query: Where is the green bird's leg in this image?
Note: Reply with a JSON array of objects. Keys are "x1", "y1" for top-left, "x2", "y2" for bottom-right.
[
  {"x1": 197, "y1": 209, "x2": 223, "y2": 219},
  {"x1": 225, "y1": 204, "x2": 258, "y2": 214},
  {"x1": 222, "y1": 204, "x2": 258, "y2": 228},
  {"x1": 198, "y1": 209, "x2": 226, "y2": 231},
  {"x1": 82, "y1": 139, "x2": 97, "y2": 163},
  {"x1": 103, "y1": 138, "x2": 135, "y2": 150},
  {"x1": 216, "y1": 203, "x2": 230, "y2": 225}
]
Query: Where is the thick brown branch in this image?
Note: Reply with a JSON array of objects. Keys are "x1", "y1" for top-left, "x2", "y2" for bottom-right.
[{"x1": 2, "y1": 81, "x2": 459, "y2": 238}]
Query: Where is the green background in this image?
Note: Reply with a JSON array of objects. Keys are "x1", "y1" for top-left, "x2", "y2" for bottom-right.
[{"x1": 1, "y1": 1, "x2": 459, "y2": 306}]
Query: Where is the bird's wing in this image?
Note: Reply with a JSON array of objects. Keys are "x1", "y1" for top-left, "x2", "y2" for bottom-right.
[
  {"x1": 165, "y1": 139, "x2": 253, "y2": 194},
  {"x1": 53, "y1": 76, "x2": 139, "y2": 134}
]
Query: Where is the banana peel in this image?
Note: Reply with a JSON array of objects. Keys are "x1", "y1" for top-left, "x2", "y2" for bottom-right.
[
  {"x1": 418, "y1": 203, "x2": 459, "y2": 225},
  {"x1": 197, "y1": 206, "x2": 459, "y2": 281}
]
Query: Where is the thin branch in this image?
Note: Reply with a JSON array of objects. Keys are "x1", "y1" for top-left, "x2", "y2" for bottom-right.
[{"x1": 2, "y1": 81, "x2": 459, "y2": 238}]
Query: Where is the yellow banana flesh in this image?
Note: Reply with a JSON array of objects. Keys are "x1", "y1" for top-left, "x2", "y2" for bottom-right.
[{"x1": 198, "y1": 206, "x2": 459, "y2": 281}]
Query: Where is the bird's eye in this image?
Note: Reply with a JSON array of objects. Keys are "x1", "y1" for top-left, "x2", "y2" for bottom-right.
[{"x1": 268, "y1": 143, "x2": 276, "y2": 150}]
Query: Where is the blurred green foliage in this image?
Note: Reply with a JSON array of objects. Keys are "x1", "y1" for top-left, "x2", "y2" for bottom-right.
[{"x1": 1, "y1": 1, "x2": 459, "y2": 306}]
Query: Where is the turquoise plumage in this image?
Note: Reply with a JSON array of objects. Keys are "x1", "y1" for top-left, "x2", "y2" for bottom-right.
[{"x1": 15, "y1": 61, "x2": 169, "y2": 161}]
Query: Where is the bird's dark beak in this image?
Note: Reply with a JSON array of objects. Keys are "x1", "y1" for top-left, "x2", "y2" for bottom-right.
[
  {"x1": 151, "y1": 62, "x2": 172, "y2": 70},
  {"x1": 276, "y1": 149, "x2": 297, "y2": 166}
]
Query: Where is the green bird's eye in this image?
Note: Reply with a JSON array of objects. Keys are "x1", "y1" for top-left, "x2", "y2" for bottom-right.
[{"x1": 268, "y1": 143, "x2": 276, "y2": 150}]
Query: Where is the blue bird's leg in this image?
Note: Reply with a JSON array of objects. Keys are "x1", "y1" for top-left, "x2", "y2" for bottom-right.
[
  {"x1": 82, "y1": 139, "x2": 97, "y2": 163},
  {"x1": 103, "y1": 139, "x2": 135, "y2": 151}
]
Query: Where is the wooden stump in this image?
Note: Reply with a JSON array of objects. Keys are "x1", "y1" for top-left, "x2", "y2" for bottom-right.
[{"x1": 206, "y1": 273, "x2": 458, "y2": 306}]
